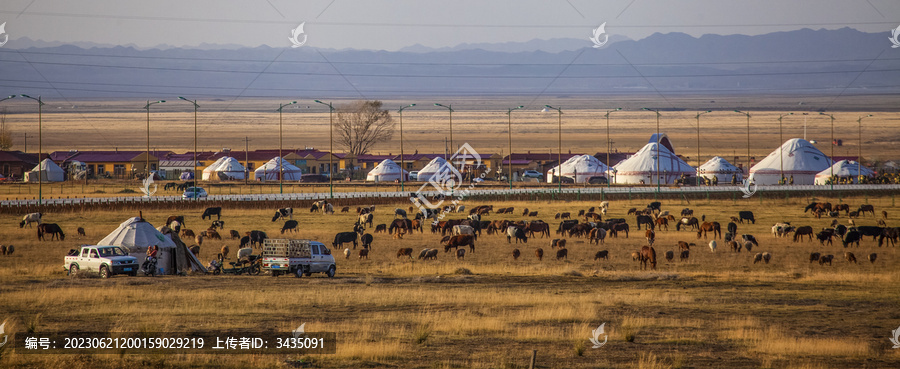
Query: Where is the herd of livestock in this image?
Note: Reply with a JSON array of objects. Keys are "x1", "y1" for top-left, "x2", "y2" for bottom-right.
[{"x1": 14, "y1": 197, "x2": 893, "y2": 274}]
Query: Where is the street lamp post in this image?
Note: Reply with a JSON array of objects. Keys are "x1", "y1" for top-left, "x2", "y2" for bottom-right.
[
  {"x1": 434, "y1": 103, "x2": 454, "y2": 159},
  {"x1": 8, "y1": 95, "x2": 46, "y2": 205},
  {"x1": 734, "y1": 110, "x2": 752, "y2": 175},
  {"x1": 277, "y1": 101, "x2": 297, "y2": 194},
  {"x1": 178, "y1": 97, "x2": 199, "y2": 196},
  {"x1": 143, "y1": 100, "x2": 165, "y2": 181},
  {"x1": 544, "y1": 105, "x2": 563, "y2": 193},
  {"x1": 857, "y1": 114, "x2": 872, "y2": 183},
  {"x1": 314, "y1": 100, "x2": 336, "y2": 199},
  {"x1": 506, "y1": 105, "x2": 524, "y2": 190},
  {"x1": 777, "y1": 113, "x2": 793, "y2": 184},
  {"x1": 604, "y1": 108, "x2": 622, "y2": 189},
  {"x1": 820, "y1": 112, "x2": 836, "y2": 190},
  {"x1": 642, "y1": 108, "x2": 662, "y2": 192},
  {"x1": 398, "y1": 104, "x2": 417, "y2": 192}
]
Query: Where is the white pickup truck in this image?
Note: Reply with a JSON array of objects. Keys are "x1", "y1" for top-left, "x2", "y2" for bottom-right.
[
  {"x1": 262, "y1": 239, "x2": 336, "y2": 278},
  {"x1": 64, "y1": 245, "x2": 139, "y2": 278}
]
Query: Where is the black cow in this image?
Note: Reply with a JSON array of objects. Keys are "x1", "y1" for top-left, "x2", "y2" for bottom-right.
[
  {"x1": 741, "y1": 234, "x2": 758, "y2": 247},
  {"x1": 557, "y1": 220, "x2": 579, "y2": 235},
  {"x1": 648, "y1": 202, "x2": 662, "y2": 212},
  {"x1": 249, "y1": 230, "x2": 268, "y2": 247},
  {"x1": 333, "y1": 232, "x2": 359, "y2": 249},
  {"x1": 856, "y1": 226, "x2": 884, "y2": 241},
  {"x1": 281, "y1": 220, "x2": 299, "y2": 234},
  {"x1": 201, "y1": 207, "x2": 222, "y2": 220},
  {"x1": 37, "y1": 223, "x2": 65, "y2": 241},
  {"x1": 361, "y1": 233, "x2": 374, "y2": 249},
  {"x1": 240, "y1": 236, "x2": 251, "y2": 248},
  {"x1": 842, "y1": 230, "x2": 861, "y2": 248},
  {"x1": 388, "y1": 219, "x2": 412, "y2": 234},
  {"x1": 738, "y1": 211, "x2": 755, "y2": 224},
  {"x1": 507, "y1": 227, "x2": 528, "y2": 244},
  {"x1": 727, "y1": 222, "x2": 738, "y2": 235},
  {"x1": 834, "y1": 224, "x2": 848, "y2": 237},
  {"x1": 272, "y1": 208, "x2": 293, "y2": 222},
  {"x1": 636, "y1": 215, "x2": 654, "y2": 230}
]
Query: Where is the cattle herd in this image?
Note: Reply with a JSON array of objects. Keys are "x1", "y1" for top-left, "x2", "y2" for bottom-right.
[{"x1": 14, "y1": 198, "x2": 892, "y2": 273}]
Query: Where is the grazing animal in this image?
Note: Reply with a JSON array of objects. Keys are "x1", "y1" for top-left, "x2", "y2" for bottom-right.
[
  {"x1": 181, "y1": 228, "x2": 196, "y2": 239},
  {"x1": 833, "y1": 204, "x2": 850, "y2": 215},
  {"x1": 359, "y1": 213, "x2": 374, "y2": 228},
  {"x1": 4, "y1": 245, "x2": 12, "y2": 256},
  {"x1": 423, "y1": 249, "x2": 438, "y2": 260},
  {"x1": 640, "y1": 246, "x2": 657, "y2": 270},
  {"x1": 189, "y1": 245, "x2": 200, "y2": 256},
  {"x1": 762, "y1": 252, "x2": 772, "y2": 264},
  {"x1": 272, "y1": 208, "x2": 293, "y2": 222},
  {"x1": 594, "y1": 250, "x2": 609, "y2": 261},
  {"x1": 374, "y1": 224, "x2": 387, "y2": 233},
  {"x1": 201, "y1": 207, "x2": 222, "y2": 220},
  {"x1": 229, "y1": 230, "x2": 240, "y2": 240},
  {"x1": 358, "y1": 249, "x2": 369, "y2": 260},
  {"x1": 512, "y1": 249, "x2": 521, "y2": 260},
  {"x1": 677, "y1": 241, "x2": 691, "y2": 251},
  {"x1": 868, "y1": 253, "x2": 877, "y2": 263},
  {"x1": 793, "y1": 226, "x2": 814, "y2": 242},
  {"x1": 655, "y1": 217, "x2": 669, "y2": 231},
  {"x1": 396, "y1": 248, "x2": 413, "y2": 258},
  {"x1": 743, "y1": 242, "x2": 753, "y2": 253},
  {"x1": 550, "y1": 239, "x2": 567, "y2": 249},
  {"x1": 599, "y1": 201, "x2": 609, "y2": 210},
  {"x1": 727, "y1": 222, "x2": 738, "y2": 235},
  {"x1": 882, "y1": 210, "x2": 888, "y2": 220},
  {"x1": 809, "y1": 252, "x2": 821, "y2": 263},
  {"x1": 281, "y1": 220, "x2": 299, "y2": 234},
  {"x1": 453, "y1": 225, "x2": 476, "y2": 238},
  {"x1": 220, "y1": 245, "x2": 230, "y2": 259},
  {"x1": 361, "y1": 234, "x2": 374, "y2": 249},
  {"x1": 742, "y1": 235, "x2": 759, "y2": 247},
  {"x1": 680, "y1": 250, "x2": 690, "y2": 261},
  {"x1": 738, "y1": 211, "x2": 755, "y2": 224},
  {"x1": 589, "y1": 228, "x2": 607, "y2": 245},
  {"x1": 556, "y1": 248, "x2": 568, "y2": 260},
  {"x1": 341, "y1": 206, "x2": 350, "y2": 213},
  {"x1": 858, "y1": 205, "x2": 875, "y2": 217},
  {"x1": 37, "y1": 223, "x2": 65, "y2": 241},
  {"x1": 456, "y1": 249, "x2": 466, "y2": 260},
  {"x1": 389, "y1": 219, "x2": 413, "y2": 235},
  {"x1": 507, "y1": 227, "x2": 528, "y2": 244},
  {"x1": 442, "y1": 234, "x2": 475, "y2": 253},
  {"x1": 535, "y1": 248, "x2": 544, "y2": 261},
  {"x1": 697, "y1": 222, "x2": 721, "y2": 239},
  {"x1": 343, "y1": 249, "x2": 351, "y2": 259},
  {"x1": 845, "y1": 252, "x2": 857, "y2": 264},
  {"x1": 772, "y1": 223, "x2": 794, "y2": 238},
  {"x1": 728, "y1": 241, "x2": 740, "y2": 253},
  {"x1": 248, "y1": 230, "x2": 268, "y2": 247},
  {"x1": 19, "y1": 212, "x2": 42, "y2": 228},
  {"x1": 819, "y1": 254, "x2": 834, "y2": 266},
  {"x1": 210, "y1": 220, "x2": 225, "y2": 230},
  {"x1": 842, "y1": 231, "x2": 861, "y2": 248},
  {"x1": 240, "y1": 236, "x2": 250, "y2": 248},
  {"x1": 612, "y1": 223, "x2": 630, "y2": 238},
  {"x1": 560, "y1": 212, "x2": 572, "y2": 219},
  {"x1": 522, "y1": 208, "x2": 529, "y2": 216},
  {"x1": 708, "y1": 240, "x2": 717, "y2": 252},
  {"x1": 195, "y1": 234, "x2": 204, "y2": 246},
  {"x1": 848, "y1": 211, "x2": 860, "y2": 218},
  {"x1": 665, "y1": 250, "x2": 674, "y2": 261},
  {"x1": 636, "y1": 215, "x2": 655, "y2": 230},
  {"x1": 236, "y1": 247, "x2": 252, "y2": 261},
  {"x1": 678, "y1": 217, "x2": 699, "y2": 231},
  {"x1": 681, "y1": 208, "x2": 694, "y2": 217},
  {"x1": 394, "y1": 208, "x2": 408, "y2": 218},
  {"x1": 166, "y1": 215, "x2": 186, "y2": 229},
  {"x1": 752, "y1": 253, "x2": 763, "y2": 264},
  {"x1": 627, "y1": 208, "x2": 638, "y2": 215},
  {"x1": 333, "y1": 232, "x2": 359, "y2": 249},
  {"x1": 76, "y1": 227, "x2": 86, "y2": 238},
  {"x1": 646, "y1": 229, "x2": 656, "y2": 245},
  {"x1": 528, "y1": 211, "x2": 538, "y2": 217},
  {"x1": 0, "y1": 245, "x2": 5, "y2": 255},
  {"x1": 204, "y1": 229, "x2": 222, "y2": 240},
  {"x1": 816, "y1": 230, "x2": 834, "y2": 246}
]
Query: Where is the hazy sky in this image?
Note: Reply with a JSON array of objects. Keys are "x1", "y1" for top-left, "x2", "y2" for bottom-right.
[{"x1": 0, "y1": 0, "x2": 898, "y2": 50}]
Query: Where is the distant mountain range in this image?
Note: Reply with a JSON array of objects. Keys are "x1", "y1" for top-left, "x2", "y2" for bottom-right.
[{"x1": 0, "y1": 28, "x2": 896, "y2": 99}]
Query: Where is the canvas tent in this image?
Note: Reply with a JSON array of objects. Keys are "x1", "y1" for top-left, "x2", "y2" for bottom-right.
[
  {"x1": 814, "y1": 160, "x2": 874, "y2": 185},
  {"x1": 24, "y1": 158, "x2": 65, "y2": 182},
  {"x1": 417, "y1": 157, "x2": 449, "y2": 182},
  {"x1": 748, "y1": 138, "x2": 832, "y2": 185},
  {"x1": 366, "y1": 159, "x2": 408, "y2": 182},
  {"x1": 254, "y1": 157, "x2": 303, "y2": 181},
  {"x1": 697, "y1": 156, "x2": 743, "y2": 183},
  {"x1": 613, "y1": 142, "x2": 695, "y2": 185},
  {"x1": 202, "y1": 156, "x2": 246, "y2": 181},
  {"x1": 98, "y1": 217, "x2": 205, "y2": 275},
  {"x1": 546, "y1": 155, "x2": 610, "y2": 183}
]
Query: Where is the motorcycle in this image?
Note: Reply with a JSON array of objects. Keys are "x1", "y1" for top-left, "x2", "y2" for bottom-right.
[{"x1": 141, "y1": 256, "x2": 158, "y2": 277}]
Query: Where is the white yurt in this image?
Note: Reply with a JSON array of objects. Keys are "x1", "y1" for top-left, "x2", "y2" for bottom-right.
[
  {"x1": 417, "y1": 157, "x2": 449, "y2": 182},
  {"x1": 202, "y1": 156, "x2": 246, "y2": 181},
  {"x1": 546, "y1": 155, "x2": 610, "y2": 183},
  {"x1": 814, "y1": 160, "x2": 875, "y2": 185},
  {"x1": 613, "y1": 142, "x2": 695, "y2": 185},
  {"x1": 366, "y1": 159, "x2": 408, "y2": 182},
  {"x1": 25, "y1": 158, "x2": 65, "y2": 182},
  {"x1": 97, "y1": 217, "x2": 204, "y2": 275},
  {"x1": 748, "y1": 138, "x2": 832, "y2": 185},
  {"x1": 697, "y1": 156, "x2": 743, "y2": 183},
  {"x1": 254, "y1": 157, "x2": 303, "y2": 181}
]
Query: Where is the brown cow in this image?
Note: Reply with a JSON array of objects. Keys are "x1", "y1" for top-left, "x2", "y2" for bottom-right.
[
  {"x1": 181, "y1": 229, "x2": 195, "y2": 239},
  {"x1": 512, "y1": 249, "x2": 521, "y2": 260},
  {"x1": 528, "y1": 211, "x2": 539, "y2": 217},
  {"x1": 809, "y1": 252, "x2": 821, "y2": 263},
  {"x1": 374, "y1": 224, "x2": 387, "y2": 233},
  {"x1": 556, "y1": 248, "x2": 568, "y2": 260},
  {"x1": 844, "y1": 252, "x2": 857, "y2": 264},
  {"x1": 640, "y1": 246, "x2": 657, "y2": 270},
  {"x1": 728, "y1": 240, "x2": 741, "y2": 252},
  {"x1": 584, "y1": 212, "x2": 601, "y2": 222},
  {"x1": 341, "y1": 206, "x2": 350, "y2": 213},
  {"x1": 190, "y1": 245, "x2": 200, "y2": 256},
  {"x1": 550, "y1": 239, "x2": 567, "y2": 248},
  {"x1": 359, "y1": 249, "x2": 369, "y2": 260},
  {"x1": 665, "y1": 250, "x2": 674, "y2": 261},
  {"x1": 819, "y1": 254, "x2": 834, "y2": 266},
  {"x1": 204, "y1": 229, "x2": 222, "y2": 240},
  {"x1": 868, "y1": 253, "x2": 877, "y2": 263},
  {"x1": 442, "y1": 234, "x2": 475, "y2": 253},
  {"x1": 397, "y1": 248, "x2": 413, "y2": 258},
  {"x1": 221, "y1": 245, "x2": 230, "y2": 259},
  {"x1": 229, "y1": 230, "x2": 241, "y2": 239},
  {"x1": 594, "y1": 250, "x2": 609, "y2": 261},
  {"x1": 680, "y1": 250, "x2": 690, "y2": 261},
  {"x1": 677, "y1": 241, "x2": 691, "y2": 251},
  {"x1": 535, "y1": 248, "x2": 544, "y2": 261}
]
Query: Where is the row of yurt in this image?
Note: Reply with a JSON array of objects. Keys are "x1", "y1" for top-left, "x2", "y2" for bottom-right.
[
  {"x1": 697, "y1": 156, "x2": 743, "y2": 183},
  {"x1": 613, "y1": 142, "x2": 695, "y2": 185},
  {"x1": 366, "y1": 159, "x2": 408, "y2": 182},
  {"x1": 98, "y1": 217, "x2": 205, "y2": 275},
  {"x1": 748, "y1": 138, "x2": 833, "y2": 185},
  {"x1": 546, "y1": 155, "x2": 610, "y2": 183},
  {"x1": 417, "y1": 157, "x2": 449, "y2": 183},
  {"x1": 814, "y1": 160, "x2": 875, "y2": 185},
  {"x1": 254, "y1": 157, "x2": 303, "y2": 181},
  {"x1": 202, "y1": 156, "x2": 246, "y2": 181}
]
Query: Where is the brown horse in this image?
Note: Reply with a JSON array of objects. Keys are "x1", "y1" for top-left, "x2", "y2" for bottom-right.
[
  {"x1": 696, "y1": 222, "x2": 721, "y2": 239},
  {"x1": 655, "y1": 217, "x2": 669, "y2": 231},
  {"x1": 793, "y1": 226, "x2": 814, "y2": 242},
  {"x1": 639, "y1": 246, "x2": 657, "y2": 270}
]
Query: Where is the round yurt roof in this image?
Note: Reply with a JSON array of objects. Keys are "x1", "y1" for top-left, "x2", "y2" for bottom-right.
[
  {"x1": 417, "y1": 157, "x2": 449, "y2": 181},
  {"x1": 369, "y1": 159, "x2": 406, "y2": 175},
  {"x1": 97, "y1": 217, "x2": 177, "y2": 253},
  {"x1": 749, "y1": 138, "x2": 832, "y2": 175},
  {"x1": 613, "y1": 142, "x2": 695, "y2": 175},
  {"x1": 815, "y1": 160, "x2": 874, "y2": 179},
  {"x1": 547, "y1": 155, "x2": 610, "y2": 180},
  {"x1": 697, "y1": 156, "x2": 741, "y2": 174}
]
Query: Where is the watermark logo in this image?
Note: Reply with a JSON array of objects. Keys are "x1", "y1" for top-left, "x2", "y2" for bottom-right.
[
  {"x1": 590, "y1": 22, "x2": 608, "y2": 48},
  {"x1": 739, "y1": 178, "x2": 757, "y2": 198},
  {"x1": 289, "y1": 22, "x2": 307, "y2": 48},
  {"x1": 139, "y1": 175, "x2": 158, "y2": 197},
  {"x1": 890, "y1": 25, "x2": 900, "y2": 49},
  {"x1": 412, "y1": 143, "x2": 490, "y2": 222},
  {"x1": 0, "y1": 22, "x2": 8, "y2": 48},
  {"x1": 890, "y1": 324, "x2": 900, "y2": 348},
  {"x1": 292, "y1": 323, "x2": 306, "y2": 338},
  {"x1": 589, "y1": 323, "x2": 607, "y2": 348},
  {"x1": 0, "y1": 321, "x2": 8, "y2": 348}
]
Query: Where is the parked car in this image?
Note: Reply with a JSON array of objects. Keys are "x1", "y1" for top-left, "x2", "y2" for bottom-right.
[
  {"x1": 409, "y1": 171, "x2": 419, "y2": 181},
  {"x1": 588, "y1": 176, "x2": 609, "y2": 184},
  {"x1": 182, "y1": 187, "x2": 208, "y2": 199},
  {"x1": 64, "y1": 245, "x2": 138, "y2": 278},
  {"x1": 522, "y1": 170, "x2": 543, "y2": 179},
  {"x1": 299, "y1": 174, "x2": 330, "y2": 183}
]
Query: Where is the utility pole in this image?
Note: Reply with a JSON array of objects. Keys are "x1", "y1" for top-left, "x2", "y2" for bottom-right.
[{"x1": 242, "y1": 136, "x2": 251, "y2": 184}]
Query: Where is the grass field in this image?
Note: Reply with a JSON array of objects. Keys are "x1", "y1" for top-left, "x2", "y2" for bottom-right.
[{"x1": 2, "y1": 193, "x2": 900, "y2": 368}]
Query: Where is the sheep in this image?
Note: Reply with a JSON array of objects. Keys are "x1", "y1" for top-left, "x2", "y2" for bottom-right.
[
  {"x1": 344, "y1": 248, "x2": 351, "y2": 259},
  {"x1": 359, "y1": 249, "x2": 369, "y2": 260},
  {"x1": 236, "y1": 247, "x2": 252, "y2": 261},
  {"x1": 680, "y1": 250, "x2": 690, "y2": 261},
  {"x1": 556, "y1": 248, "x2": 568, "y2": 260},
  {"x1": 708, "y1": 240, "x2": 717, "y2": 252},
  {"x1": 397, "y1": 248, "x2": 413, "y2": 258},
  {"x1": 417, "y1": 249, "x2": 430, "y2": 260},
  {"x1": 762, "y1": 252, "x2": 772, "y2": 264},
  {"x1": 809, "y1": 252, "x2": 821, "y2": 263},
  {"x1": 819, "y1": 254, "x2": 834, "y2": 266},
  {"x1": 868, "y1": 253, "x2": 878, "y2": 263},
  {"x1": 0, "y1": 245, "x2": 5, "y2": 255},
  {"x1": 189, "y1": 245, "x2": 200, "y2": 256},
  {"x1": 535, "y1": 248, "x2": 544, "y2": 261},
  {"x1": 220, "y1": 245, "x2": 230, "y2": 259},
  {"x1": 665, "y1": 250, "x2": 674, "y2": 261},
  {"x1": 844, "y1": 252, "x2": 857, "y2": 264},
  {"x1": 5, "y1": 245, "x2": 13, "y2": 256},
  {"x1": 424, "y1": 249, "x2": 438, "y2": 260},
  {"x1": 195, "y1": 234, "x2": 204, "y2": 247},
  {"x1": 599, "y1": 201, "x2": 609, "y2": 210},
  {"x1": 743, "y1": 242, "x2": 753, "y2": 253},
  {"x1": 456, "y1": 249, "x2": 466, "y2": 260},
  {"x1": 182, "y1": 229, "x2": 195, "y2": 239},
  {"x1": 728, "y1": 241, "x2": 741, "y2": 253},
  {"x1": 229, "y1": 230, "x2": 240, "y2": 239},
  {"x1": 594, "y1": 250, "x2": 609, "y2": 261},
  {"x1": 752, "y1": 253, "x2": 763, "y2": 264},
  {"x1": 631, "y1": 251, "x2": 641, "y2": 261},
  {"x1": 550, "y1": 239, "x2": 567, "y2": 248},
  {"x1": 512, "y1": 249, "x2": 521, "y2": 260}
]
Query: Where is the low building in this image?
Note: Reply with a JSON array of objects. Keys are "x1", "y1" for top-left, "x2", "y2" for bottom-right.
[{"x1": 0, "y1": 151, "x2": 40, "y2": 179}]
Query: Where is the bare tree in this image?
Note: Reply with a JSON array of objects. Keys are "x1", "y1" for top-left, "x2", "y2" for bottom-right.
[
  {"x1": 0, "y1": 109, "x2": 12, "y2": 151},
  {"x1": 335, "y1": 100, "x2": 395, "y2": 155}
]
